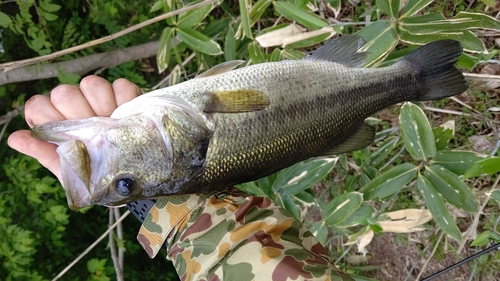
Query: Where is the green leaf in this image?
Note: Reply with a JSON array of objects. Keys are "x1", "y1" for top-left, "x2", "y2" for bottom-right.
[
  {"x1": 248, "y1": 41, "x2": 266, "y2": 64},
  {"x1": 480, "y1": 0, "x2": 496, "y2": 7},
  {"x1": 270, "y1": 48, "x2": 283, "y2": 62},
  {"x1": 275, "y1": 157, "x2": 338, "y2": 195},
  {"x1": 282, "y1": 48, "x2": 305, "y2": 60},
  {"x1": 470, "y1": 230, "x2": 500, "y2": 246},
  {"x1": 150, "y1": 0, "x2": 164, "y2": 13},
  {"x1": 42, "y1": 12, "x2": 58, "y2": 21},
  {"x1": 274, "y1": 1, "x2": 328, "y2": 30},
  {"x1": 239, "y1": 0, "x2": 253, "y2": 39},
  {"x1": 249, "y1": 0, "x2": 272, "y2": 26},
  {"x1": 357, "y1": 20, "x2": 398, "y2": 66},
  {"x1": 335, "y1": 204, "x2": 375, "y2": 228},
  {"x1": 487, "y1": 190, "x2": 500, "y2": 204},
  {"x1": 283, "y1": 29, "x2": 334, "y2": 49},
  {"x1": 177, "y1": 27, "x2": 223, "y2": 55},
  {"x1": 309, "y1": 221, "x2": 328, "y2": 245},
  {"x1": 399, "y1": 29, "x2": 486, "y2": 53},
  {"x1": 417, "y1": 174, "x2": 462, "y2": 241},
  {"x1": 360, "y1": 163, "x2": 417, "y2": 200},
  {"x1": 432, "y1": 151, "x2": 486, "y2": 175},
  {"x1": 368, "y1": 136, "x2": 399, "y2": 167},
  {"x1": 475, "y1": 157, "x2": 500, "y2": 175},
  {"x1": 376, "y1": 0, "x2": 400, "y2": 19},
  {"x1": 323, "y1": 192, "x2": 363, "y2": 226},
  {"x1": 225, "y1": 25, "x2": 237, "y2": 61},
  {"x1": 424, "y1": 165, "x2": 479, "y2": 212},
  {"x1": 433, "y1": 122, "x2": 454, "y2": 151},
  {"x1": 177, "y1": 2, "x2": 214, "y2": 29},
  {"x1": 42, "y1": 3, "x2": 61, "y2": 12},
  {"x1": 277, "y1": 193, "x2": 301, "y2": 220},
  {"x1": 400, "y1": 102, "x2": 436, "y2": 161},
  {"x1": 237, "y1": 181, "x2": 268, "y2": 197},
  {"x1": 454, "y1": 12, "x2": 500, "y2": 30},
  {"x1": 0, "y1": 11, "x2": 12, "y2": 28},
  {"x1": 400, "y1": 0, "x2": 433, "y2": 18},
  {"x1": 157, "y1": 27, "x2": 176, "y2": 73}
]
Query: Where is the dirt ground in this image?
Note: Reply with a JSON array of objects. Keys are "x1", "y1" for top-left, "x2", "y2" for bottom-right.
[{"x1": 364, "y1": 232, "x2": 499, "y2": 281}]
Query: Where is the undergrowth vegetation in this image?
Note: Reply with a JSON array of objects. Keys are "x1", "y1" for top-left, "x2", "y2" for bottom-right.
[{"x1": 1, "y1": 0, "x2": 499, "y2": 280}]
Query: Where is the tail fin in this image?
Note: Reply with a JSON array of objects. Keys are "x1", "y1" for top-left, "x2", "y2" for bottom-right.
[{"x1": 399, "y1": 40, "x2": 468, "y2": 100}]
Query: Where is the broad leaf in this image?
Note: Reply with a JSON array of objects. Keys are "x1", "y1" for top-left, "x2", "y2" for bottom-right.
[
  {"x1": 224, "y1": 25, "x2": 237, "y2": 61},
  {"x1": 417, "y1": 174, "x2": 462, "y2": 241},
  {"x1": 360, "y1": 163, "x2": 417, "y2": 200},
  {"x1": 277, "y1": 193, "x2": 301, "y2": 220},
  {"x1": 335, "y1": 204, "x2": 375, "y2": 228},
  {"x1": 283, "y1": 27, "x2": 335, "y2": 49},
  {"x1": 399, "y1": 29, "x2": 486, "y2": 53},
  {"x1": 463, "y1": 157, "x2": 500, "y2": 179},
  {"x1": 157, "y1": 27, "x2": 176, "y2": 73},
  {"x1": 424, "y1": 165, "x2": 479, "y2": 212},
  {"x1": 368, "y1": 136, "x2": 399, "y2": 167},
  {"x1": 454, "y1": 12, "x2": 500, "y2": 30},
  {"x1": 249, "y1": 0, "x2": 272, "y2": 26},
  {"x1": 238, "y1": 0, "x2": 253, "y2": 39},
  {"x1": 248, "y1": 41, "x2": 265, "y2": 64},
  {"x1": 400, "y1": 102, "x2": 436, "y2": 161},
  {"x1": 177, "y1": 2, "x2": 215, "y2": 29},
  {"x1": 357, "y1": 20, "x2": 398, "y2": 66},
  {"x1": 282, "y1": 48, "x2": 305, "y2": 60},
  {"x1": 177, "y1": 27, "x2": 223, "y2": 55},
  {"x1": 433, "y1": 120, "x2": 454, "y2": 151},
  {"x1": 274, "y1": 1, "x2": 328, "y2": 30},
  {"x1": 376, "y1": 0, "x2": 400, "y2": 19},
  {"x1": 486, "y1": 190, "x2": 500, "y2": 204},
  {"x1": 276, "y1": 157, "x2": 338, "y2": 195},
  {"x1": 324, "y1": 192, "x2": 363, "y2": 226},
  {"x1": 400, "y1": 0, "x2": 433, "y2": 18},
  {"x1": 309, "y1": 221, "x2": 328, "y2": 245},
  {"x1": 0, "y1": 11, "x2": 11, "y2": 28},
  {"x1": 471, "y1": 230, "x2": 500, "y2": 246},
  {"x1": 432, "y1": 151, "x2": 486, "y2": 175}
]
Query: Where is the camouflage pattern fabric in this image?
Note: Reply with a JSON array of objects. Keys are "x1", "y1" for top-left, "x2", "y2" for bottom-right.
[{"x1": 137, "y1": 192, "x2": 353, "y2": 281}]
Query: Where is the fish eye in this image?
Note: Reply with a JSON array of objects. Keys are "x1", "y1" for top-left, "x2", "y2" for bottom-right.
[{"x1": 114, "y1": 175, "x2": 136, "y2": 196}]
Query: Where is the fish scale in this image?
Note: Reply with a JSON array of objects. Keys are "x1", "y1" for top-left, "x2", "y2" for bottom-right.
[{"x1": 32, "y1": 35, "x2": 468, "y2": 209}]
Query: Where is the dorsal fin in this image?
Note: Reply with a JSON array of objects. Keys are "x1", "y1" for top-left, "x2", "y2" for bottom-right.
[
  {"x1": 304, "y1": 34, "x2": 369, "y2": 68},
  {"x1": 196, "y1": 60, "x2": 245, "y2": 78}
]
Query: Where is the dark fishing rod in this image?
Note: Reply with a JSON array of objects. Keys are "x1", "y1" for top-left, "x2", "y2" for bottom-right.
[{"x1": 421, "y1": 241, "x2": 500, "y2": 281}]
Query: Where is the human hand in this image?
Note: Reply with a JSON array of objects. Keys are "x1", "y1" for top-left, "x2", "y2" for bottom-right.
[{"x1": 8, "y1": 75, "x2": 141, "y2": 183}]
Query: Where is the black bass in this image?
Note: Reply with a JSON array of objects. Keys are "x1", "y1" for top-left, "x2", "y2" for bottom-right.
[{"x1": 33, "y1": 35, "x2": 468, "y2": 209}]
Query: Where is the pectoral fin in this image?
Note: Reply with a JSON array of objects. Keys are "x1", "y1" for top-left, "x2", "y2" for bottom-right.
[
  {"x1": 196, "y1": 60, "x2": 245, "y2": 78},
  {"x1": 201, "y1": 89, "x2": 270, "y2": 113},
  {"x1": 326, "y1": 123, "x2": 375, "y2": 155}
]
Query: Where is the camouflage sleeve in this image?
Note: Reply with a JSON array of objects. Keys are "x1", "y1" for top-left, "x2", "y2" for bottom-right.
[{"x1": 137, "y1": 191, "x2": 353, "y2": 281}]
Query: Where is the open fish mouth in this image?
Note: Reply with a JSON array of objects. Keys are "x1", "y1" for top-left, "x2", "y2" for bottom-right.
[{"x1": 57, "y1": 139, "x2": 93, "y2": 210}]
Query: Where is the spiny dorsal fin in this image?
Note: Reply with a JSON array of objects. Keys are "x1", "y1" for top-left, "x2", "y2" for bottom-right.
[
  {"x1": 325, "y1": 122, "x2": 375, "y2": 155},
  {"x1": 201, "y1": 89, "x2": 270, "y2": 113},
  {"x1": 304, "y1": 34, "x2": 369, "y2": 68},
  {"x1": 196, "y1": 60, "x2": 245, "y2": 78}
]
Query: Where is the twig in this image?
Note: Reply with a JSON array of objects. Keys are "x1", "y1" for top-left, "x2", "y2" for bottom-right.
[
  {"x1": 0, "y1": 0, "x2": 221, "y2": 72},
  {"x1": 416, "y1": 232, "x2": 445, "y2": 281},
  {"x1": 464, "y1": 73, "x2": 500, "y2": 82},
  {"x1": 152, "y1": 52, "x2": 196, "y2": 90},
  {"x1": 458, "y1": 175, "x2": 500, "y2": 253},
  {"x1": 114, "y1": 208, "x2": 125, "y2": 271},
  {"x1": 51, "y1": 210, "x2": 130, "y2": 281},
  {"x1": 108, "y1": 209, "x2": 123, "y2": 281},
  {"x1": 423, "y1": 106, "x2": 471, "y2": 116}
]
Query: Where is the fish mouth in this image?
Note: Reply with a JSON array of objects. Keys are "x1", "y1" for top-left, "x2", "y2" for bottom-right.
[{"x1": 57, "y1": 139, "x2": 92, "y2": 210}]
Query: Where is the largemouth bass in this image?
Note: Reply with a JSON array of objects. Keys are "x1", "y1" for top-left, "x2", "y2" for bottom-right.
[{"x1": 33, "y1": 35, "x2": 468, "y2": 210}]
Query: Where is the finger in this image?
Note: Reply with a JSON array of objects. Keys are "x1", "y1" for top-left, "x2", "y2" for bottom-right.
[
  {"x1": 8, "y1": 130, "x2": 62, "y2": 182},
  {"x1": 25, "y1": 95, "x2": 65, "y2": 128},
  {"x1": 50, "y1": 84, "x2": 96, "y2": 119},
  {"x1": 79, "y1": 75, "x2": 117, "y2": 117},
  {"x1": 112, "y1": 78, "x2": 142, "y2": 106}
]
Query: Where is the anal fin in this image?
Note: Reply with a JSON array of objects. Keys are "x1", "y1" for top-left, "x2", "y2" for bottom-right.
[{"x1": 325, "y1": 123, "x2": 375, "y2": 155}]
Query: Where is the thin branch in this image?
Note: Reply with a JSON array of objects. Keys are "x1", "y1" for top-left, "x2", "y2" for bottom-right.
[
  {"x1": 114, "y1": 208, "x2": 125, "y2": 271},
  {"x1": 0, "y1": 41, "x2": 159, "y2": 86},
  {"x1": 108, "y1": 209, "x2": 123, "y2": 281},
  {"x1": 51, "y1": 210, "x2": 130, "y2": 281},
  {"x1": 416, "y1": 231, "x2": 445, "y2": 281},
  {"x1": 0, "y1": 0, "x2": 221, "y2": 72},
  {"x1": 464, "y1": 72, "x2": 500, "y2": 81}
]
